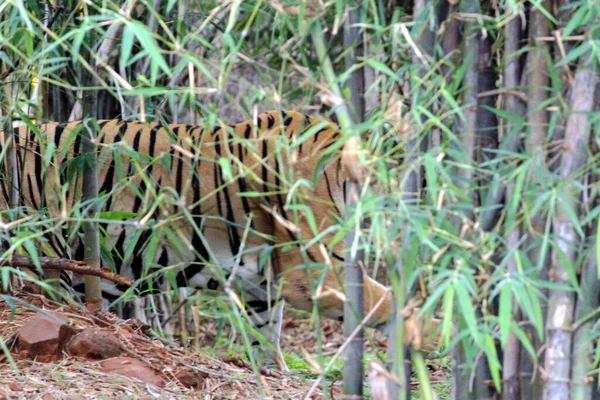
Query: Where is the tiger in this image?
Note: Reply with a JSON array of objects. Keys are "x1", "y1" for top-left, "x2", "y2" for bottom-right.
[{"x1": 0, "y1": 110, "x2": 435, "y2": 368}]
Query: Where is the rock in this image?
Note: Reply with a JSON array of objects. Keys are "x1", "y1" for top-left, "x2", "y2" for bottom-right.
[
  {"x1": 41, "y1": 394, "x2": 55, "y2": 400},
  {"x1": 65, "y1": 396, "x2": 86, "y2": 400},
  {"x1": 67, "y1": 329, "x2": 122, "y2": 360},
  {"x1": 99, "y1": 357, "x2": 164, "y2": 387},
  {"x1": 175, "y1": 368, "x2": 207, "y2": 388},
  {"x1": 17, "y1": 313, "x2": 74, "y2": 362},
  {"x1": 8, "y1": 381, "x2": 22, "y2": 392}
]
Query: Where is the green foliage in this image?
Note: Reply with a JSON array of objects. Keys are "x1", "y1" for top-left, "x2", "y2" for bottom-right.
[{"x1": 1, "y1": 0, "x2": 600, "y2": 398}]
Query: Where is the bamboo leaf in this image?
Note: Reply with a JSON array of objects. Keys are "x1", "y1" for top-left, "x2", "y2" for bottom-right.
[
  {"x1": 99, "y1": 211, "x2": 138, "y2": 220},
  {"x1": 23, "y1": 239, "x2": 41, "y2": 274},
  {"x1": 121, "y1": 24, "x2": 135, "y2": 69},
  {"x1": 456, "y1": 278, "x2": 479, "y2": 344},
  {"x1": 510, "y1": 323, "x2": 536, "y2": 359},
  {"x1": 484, "y1": 334, "x2": 502, "y2": 391}
]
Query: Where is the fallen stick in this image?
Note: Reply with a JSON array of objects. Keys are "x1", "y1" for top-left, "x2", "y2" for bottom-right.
[{"x1": 1, "y1": 255, "x2": 134, "y2": 286}]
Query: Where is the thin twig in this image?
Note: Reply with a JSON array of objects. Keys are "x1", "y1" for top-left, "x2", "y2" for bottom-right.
[
  {"x1": 3, "y1": 255, "x2": 134, "y2": 286},
  {"x1": 478, "y1": 89, "x2": 528, "y2": 103}
]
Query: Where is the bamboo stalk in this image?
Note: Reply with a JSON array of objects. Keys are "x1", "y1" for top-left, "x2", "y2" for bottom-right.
[
  {"x1": 80, "y1": 5, "x2": 102, "y2": 308},
  {"x1": 544, "y1": 63, "x2": 597, "y2": 400},
  {"x1": 571, "y1": 238, "x2": 600, "y2": 400},
  {"x1": 500, "y1": 9, "x2": 526, "y2": 400},
  {"x1": 342, "y1": 7, "x2": 366, "y2": 398},
  {"x1": 312, "y1": 16, "x2": 367, "y2": 398},
  {"x1": 387, "y1": 0, "x2": 437, "y2": 398},
  {"x1": 452, "y1": 1, "x2": 481, "y2": 399}
]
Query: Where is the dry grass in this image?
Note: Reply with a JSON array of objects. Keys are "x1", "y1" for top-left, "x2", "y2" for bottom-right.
[{"x1": 0, "y1": 292, "x2": 340, "y2": 399}]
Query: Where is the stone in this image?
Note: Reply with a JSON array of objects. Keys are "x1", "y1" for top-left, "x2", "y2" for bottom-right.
[
  {"x1": 17, "y1": 313, "x2": 74, "y2": 362},
  {"x1": 99, "y1": 357, "x2": 164, "y2": 387},
  {"x1": 175, "y1": 368, "x2": 207, "y2": 388},
  {"x1": 8, "y1": 382, "x2": 22, "y2": 392},
  {"x1": 67, "y1": 329, "x2": 122, "y2": 360}
]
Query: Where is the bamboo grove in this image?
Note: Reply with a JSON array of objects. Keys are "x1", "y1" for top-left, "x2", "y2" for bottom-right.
[{"x1": 1, "y1": 1, "x2": 600, "y2": 399}]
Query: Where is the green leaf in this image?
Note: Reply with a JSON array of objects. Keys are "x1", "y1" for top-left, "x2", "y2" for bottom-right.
[
  {"x1": 484, "y1": 334, "x2": 502, "y2": 391},
  {"x1": 72, "y1": 20, "x2": 88, "y2": 64},
  {"x1": 14, "y1": 0, "x2": 33, "y2": 31},
  {"x1": 218, "y1": 158, "x2": 233, "y2": 183},
  {"x1": 23, "y1": 239, "x2": 41, "y2": 274},
  {"x1": 99, "y1": 211, "x2": 138, "y2": 220},
  {"x1": 456, "y1": 279, "x2": 480, "y2": 344},
  {"x1": 127, "y1": 20, "x2": 172, "y2": 81},
  {"x1": 424, "y1": 153, "x2": 439, "y2": 204},
  {"x1": 530, "y1": 0, "x2": 558, "y2": 24},
  {"x1": 121, "y1": 24, "x2": 135, "y2": 69},
  {"x1": 366, "y1": 59, "x2": 398, "y2": 80},
  {"x1": 510, "y1": 323, "x2": 536, "y2": 359},
  {"x1": 556, "y1": 42, "x2": 592, "y2": 68}
]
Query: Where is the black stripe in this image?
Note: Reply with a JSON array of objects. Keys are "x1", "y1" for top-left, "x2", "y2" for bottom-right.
[
  {"x1": 274, "y1": 158, "x2": 287, "y2": 220},
  {"x1": 15, "y1": 145, "x2": 22, "y2": 201},
  {"x1": 303, "y1": 114, "x2": 311, "y2": 127},
  {"x1": 267, "y1": 114, "x2": 275, "y2": 129},
  {"x1": 175, "y1": 151, "x2": 183, "y2": 196},
  {"x1": 132, "y1": 129, "x2": 142, "y2": 152},
  {"x1": 245, "y1": 300, "x2": 276, "y2": 314},
  {"x1": 314, "y1": 127, "x2": 328, "y2": 143},
  {"x1": 99, "y1": 123, "x2": 127, "y2": 206},
  {"x1": 147, "y1": 127, "x2": 157, "y2": 178},
  {"x1": 176, "y1": 144, "x2": 209, "y2": 287},
  {"x1": 260, "y1": 140, "x2": 270, "y2": 204},
  {"x1": 215, "y1": 139, "x2": 244, "y2": 265},
  {"x1": 34, "y1": 139, "x2": 46, "y2": 209},
  {"x1": 243, "y1": 124, "x2": 251, "y2": 140},
  {"x1": 26, "y1": 174, "x2": 39, "y2": 210},
  {"x1": 131, "y1": 129, "x2": 143, "y2": 212},
  {"x1": 237, "y1": 143, "x2": 252, "y2": 217},
  {"x1": 323, "y1": 170, "x2": 341, "y2": 216},
  {"x1": 97, "y1": 120, "x2": 111, "y2": 129}
]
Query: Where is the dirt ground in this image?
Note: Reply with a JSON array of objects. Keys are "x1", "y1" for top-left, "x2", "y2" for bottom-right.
[{"x1": 0, "y1": 292, "x2": 391, "y2": 399}]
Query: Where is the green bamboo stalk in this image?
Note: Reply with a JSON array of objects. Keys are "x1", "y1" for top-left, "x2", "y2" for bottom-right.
[
  {"x1": 343, "y1": 8, "x2": 367, "y2": 397},
  {"x1": 80, "y1": 7, "x2": 102, "y2": 307},
  {"x1": 544, "y1": 62, "x2": 597, "y2": 400},
  {"x1": 571, "y1": 240, "x2": 600, "y2": 400},
  {"x1": 452, "y1": 0, "x2": 481, "y2": 398},
  {"x1": 387, "y1": 0, "x2": 437, "y2": 397},
  {"x1": 523, "y1": 3, "x2": 552, "y2": 398},
  {"x1": 500, "y1": 8, "x2": 526, "y2": 400},
  {"x1": 312, "y1": 19, "x2": 364, "y2": 398}
]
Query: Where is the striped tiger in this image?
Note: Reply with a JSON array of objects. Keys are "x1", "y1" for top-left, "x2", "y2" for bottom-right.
[{"x1": 0, "y1": 110, "x2": 420, "y2": 367}]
